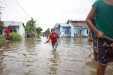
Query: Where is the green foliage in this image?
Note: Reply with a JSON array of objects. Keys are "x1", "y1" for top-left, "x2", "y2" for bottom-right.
[
  {"x1": 23, "y1": 18, "x2": 38, "y2": 38},
  {"x1": 23, "y1": 18, "x2": 43, "y2": 38},
  {"x1": 0, "y1": 35, "x2": 5, "y2": 46},
  {"x1": 25, "y1": 18, "x2": 36, "y2": 33},
  {"x1": 36, "y1": 27, "x2": 43, "y2": 38},
  {"x1": 36, "y1": 27, "x2": 43, "y2": 37},
  {"x1": 11, "y1": 32, "x2": 22, "y2": 42}
]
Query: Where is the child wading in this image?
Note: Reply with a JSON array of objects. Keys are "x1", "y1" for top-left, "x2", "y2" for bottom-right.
[
  {"x1": 86, "y1": 0, "x2": 113, "y2": 75},
  {"x1": 46, "y1": 29, "x2": 59, "y2": 50}
]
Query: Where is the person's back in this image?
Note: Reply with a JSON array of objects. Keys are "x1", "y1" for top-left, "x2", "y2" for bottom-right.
[
  {"x1": 49, "y1": 32, "x2": 58, "y2": 43},
  {"x1": 94, "y1": 0, "x2": 113, "y2": 38},
  {"x1": 86, "y1": 0, "x2": 113, "y2": 75},
  {"x1": 46, "y1": 30, "x2": 59, "y2": 50}
]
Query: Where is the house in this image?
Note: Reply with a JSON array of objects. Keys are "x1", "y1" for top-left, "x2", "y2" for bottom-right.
[
  {"x1": 54, "y1": 23, "x2": 71, "y2": 37},
  {"x1": 3, "y1": 21, "x2": 25, "y2": 37},
  {"x1": 54, "y1": 20, "x2": 89, "y2": 38},
  {"x1": 67, "y1": 20, "x2": 89, "y2": 38}
]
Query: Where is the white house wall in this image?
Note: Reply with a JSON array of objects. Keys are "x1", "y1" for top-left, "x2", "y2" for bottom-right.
[
  {"x1": 81, "y1": 28, "x2": 88, "y2": 37},
  {"x1": 3, "y1": 21, "x2": 25, "y2": 37},
  {"x1": 70, "y1": 23, "x2": 89, "y2": 38},
  {"x1": 71, "y1": 27, "x2": 81, "y2": 38},
  {"x1": 19, "y1": 23, "x2": 25, "y2": 37},
  {"x1": 60, "y1": 26, "x2": 71, "y2": 37},
  {"x1": 55, "y1": 23, "x2": 89, "y2": 38}
]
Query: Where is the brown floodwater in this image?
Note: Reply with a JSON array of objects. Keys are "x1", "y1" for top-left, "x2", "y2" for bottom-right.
[{"x1": 0, "y1": 37, "x2": 113, "y2": 75}]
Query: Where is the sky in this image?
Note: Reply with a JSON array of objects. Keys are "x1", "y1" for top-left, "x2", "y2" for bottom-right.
[{"x1": 1, "y1": 0, "x2": 94, "y2": 31}]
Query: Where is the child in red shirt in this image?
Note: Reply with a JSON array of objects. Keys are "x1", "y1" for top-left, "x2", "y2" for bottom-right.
[{"x1": 46, "y1": 29, "x2": 59, "y2": 50}]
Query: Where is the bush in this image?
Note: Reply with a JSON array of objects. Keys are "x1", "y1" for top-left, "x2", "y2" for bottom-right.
[
  {"x1": 10, "y1": 32, "x2": 22, "y2": 42},
  {"x1": 0, "y1": 35, "x2": 5, "y2": 46}
]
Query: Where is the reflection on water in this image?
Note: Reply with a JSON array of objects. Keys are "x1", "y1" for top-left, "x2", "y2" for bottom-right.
[
  {"x1": 0, "y1": 37, "x2": 113, "y2": 75},
  {"x1": 24, "y1": 38, "x2": 37, "y2": 49},
  {"x1": 0, "y1": 49, "x2": 5, "y2": 75},
  {"x1": 49, "y1": 50, "x2": 60, "y2": 75}
]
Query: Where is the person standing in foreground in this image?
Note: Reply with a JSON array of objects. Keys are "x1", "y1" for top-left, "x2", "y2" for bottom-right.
[
  {"x1": 46, "y1": 29, "x2": 59, "y2": 50},
  {"x1": 86, "y1": 0, "x2": 113, "y2": 75}
]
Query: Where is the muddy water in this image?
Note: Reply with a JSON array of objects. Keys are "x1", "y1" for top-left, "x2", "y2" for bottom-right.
[{"x1": 0, "y1": 37, "x2": 113, "y2": 75}]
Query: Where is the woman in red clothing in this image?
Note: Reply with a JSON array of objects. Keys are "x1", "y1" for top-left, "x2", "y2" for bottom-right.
[{"x1": 46, "y1": 29, "x2": 59, "y2": 50}]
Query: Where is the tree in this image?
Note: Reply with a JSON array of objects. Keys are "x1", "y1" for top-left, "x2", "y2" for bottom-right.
[
  {"x1": 24, "y1": 18, "x2": 37, "y2": 38},
  {"x1": 36, "y1": 27, "x2": 43, "y2": 38},
  {"x1": 25, "y1": 18, "x2": 36, "y2": 32}
]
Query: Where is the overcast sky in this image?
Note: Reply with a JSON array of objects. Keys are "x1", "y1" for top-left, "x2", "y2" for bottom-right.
[{"x1": 1, "y1": 0, "x2": 95, "y2": 31}]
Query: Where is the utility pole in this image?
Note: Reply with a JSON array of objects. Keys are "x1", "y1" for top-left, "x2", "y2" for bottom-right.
[
  {"x1": 0, "y1": 0, "x2": 4, "y2": 28},
  {"x1": 0, "y1": 7, "x2": 2, "y2": 20},
  {"x1": 0, "y1": 0, "x2": 4, "y2": 21},
  {"x1": 0, "y1": 0, "x2": 2, "y2": 20}
]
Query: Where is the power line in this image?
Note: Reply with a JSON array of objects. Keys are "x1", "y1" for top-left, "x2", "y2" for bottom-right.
[
  {"x1": 0, "y1": 0, "x2": 3, "y2": 20},
  {"x1": 0, "y1": 0, "x2": 9, "y2": 20},
  {"x1": 15, "y1": 0, "x2": 31, "y2": 18}
]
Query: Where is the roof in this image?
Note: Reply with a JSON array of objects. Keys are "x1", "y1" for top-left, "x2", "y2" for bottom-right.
[
  {"x1": 3, "y1": 21, "x2": 23, "y2": 26},
  {"x1": 67, "y1": 20, "x2": 87, "y2": 27},
  {"x1": 55, "y1": 23, "x2": 71, "y2": 27},
  {"x1": 67, "y1": 20, "x2": 86, "y2": 24}
]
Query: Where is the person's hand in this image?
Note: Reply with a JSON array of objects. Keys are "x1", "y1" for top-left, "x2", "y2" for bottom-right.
[
  {"x1": 96, "y1": 30, "x2": 104, "y2": 38},
  {"x1": 45, "y1": 40, "x2": 49, "y2": 44}
]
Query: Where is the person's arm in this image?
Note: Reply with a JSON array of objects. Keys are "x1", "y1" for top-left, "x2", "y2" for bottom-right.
[
  {"x1": 86, "y1": 7, "x2": 97, "y2": 32},
  {"x1": 46, "y1": 33, "x2": 51, "y2": 43},
  {"x1": 86, "y1": 7, "x2": 103, "y2": 38},
  {"x1": 57, "y1": 33, "x2": 59, "y2": 39}
]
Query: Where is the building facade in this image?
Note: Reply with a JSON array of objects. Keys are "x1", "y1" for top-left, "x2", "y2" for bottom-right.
[
  {"x1": 3, "y1": 21, "x2": 25, "y2": 36},
  {"x1": 54, "y1": 23, "x2": 71, "y2": 37},
  {"x1": 54, "y1": 20, "x2": 89, "y2": 38},
  {"x1": 67, "y1": 20, "x2": 89, "y2": 38}
]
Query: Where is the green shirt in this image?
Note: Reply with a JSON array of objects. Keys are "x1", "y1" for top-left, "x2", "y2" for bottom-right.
[{"x1": 93, "y1": 0, "x2": 113, "y2": 38}]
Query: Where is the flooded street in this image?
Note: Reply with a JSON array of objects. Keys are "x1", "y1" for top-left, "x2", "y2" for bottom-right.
[{"x1": 0, "y1": 37, "x2": 113, "y2": 75}]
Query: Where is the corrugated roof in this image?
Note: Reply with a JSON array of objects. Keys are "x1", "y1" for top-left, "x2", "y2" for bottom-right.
[
  {"x1": 67, "y1": 20, "x2": 86, "y2": 24},
  {"x1": 67, "y1": 20, "x2": 87, "y2": 27}
]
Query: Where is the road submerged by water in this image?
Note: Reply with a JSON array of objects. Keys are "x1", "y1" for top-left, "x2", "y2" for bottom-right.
[{"x1": 0, "y1": 37, "x2": 113, "y2": 75}]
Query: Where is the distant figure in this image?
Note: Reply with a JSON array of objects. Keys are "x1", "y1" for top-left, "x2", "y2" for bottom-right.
[
  {"x1": 0, "y1": 21, "x2": 4, "y2": 35},
  {"x1": 4, "y1": 26, "x2": 12, "y2": 40},
  {"x1": 0, "y1": 27, "x2": 3, "y2": 35},
  {"x1": 46, "y1": 29, "x2": 59, "y2": 50}
]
